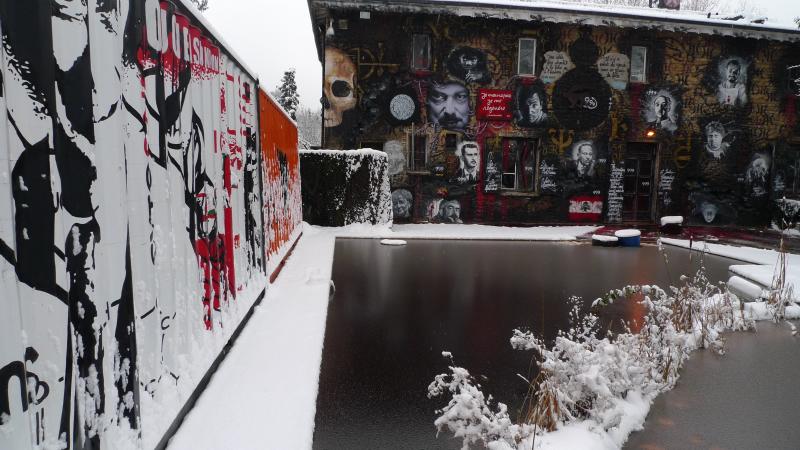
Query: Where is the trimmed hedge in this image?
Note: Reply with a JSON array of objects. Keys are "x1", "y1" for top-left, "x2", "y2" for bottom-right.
[{"x1": 300, "y1": 149, "x2": 392, "y2": 226}]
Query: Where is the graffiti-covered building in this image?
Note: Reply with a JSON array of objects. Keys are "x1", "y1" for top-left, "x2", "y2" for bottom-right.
[{"x1": 308, "y1": 0, "x2": 800, "y2": 227}]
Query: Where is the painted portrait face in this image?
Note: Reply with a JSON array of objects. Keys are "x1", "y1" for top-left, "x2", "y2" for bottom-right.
[
  {"x1": 701, "y1": 202, "x2": 718, "y2": 223},
  {"x1": 462, "y1": 144, "x2": 479, "y2": 170},
  {"x1": 578, "y1": 144, "x2": 594, "y2": 165},
  {"x1": 726, "y1": 61, "x2": 741, "y2": 84},
  {"x1": 707, "y1": 131, "x2": 723, "y2": 151},
  {"x1": 460, "y1": 53, "x2": 479, "y2": 70},
  {"x1": 654, "y1": 95, "x2": 670, "y2": 119},
  {"x1": 440, "y1": 200, "x2": 461, "y2": 222},
  {"x1": 527, "y1": 92, "x2": 544, "y2": 122},
  {"x1": 427, "y1": 82, "x2": 470, "y2": 130},
  {"x1": 392, "y1": 190, "x2": 412, "y2": 218}
]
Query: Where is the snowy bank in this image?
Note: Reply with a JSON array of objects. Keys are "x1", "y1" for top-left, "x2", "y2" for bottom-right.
[{"x1": 661, "y1": 238, "x2": 800, "y2": 302}]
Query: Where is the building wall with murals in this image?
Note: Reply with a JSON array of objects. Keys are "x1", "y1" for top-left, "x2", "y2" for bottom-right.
[{"x1": 319, "y1": 8, "x2": 800, "y2": 227}]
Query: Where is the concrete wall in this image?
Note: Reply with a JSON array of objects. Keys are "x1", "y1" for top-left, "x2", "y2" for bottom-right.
[
  {"x1": 321, "y1": 9, "x2": 800, "y2": 227},
  {"x1": 0, "y1": 1, "x2": 301, "y2": 448}
]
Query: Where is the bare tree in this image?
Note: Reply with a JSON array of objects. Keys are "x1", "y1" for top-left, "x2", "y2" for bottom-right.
[
  {"x1": 189, "y1": 0, "x2": 209, "y2": 12},
  {"x1": 296, "y1": 107, "x2": 322, "y2": 149}
]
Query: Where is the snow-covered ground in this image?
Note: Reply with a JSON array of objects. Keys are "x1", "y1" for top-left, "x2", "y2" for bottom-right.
[
  {"x1": 326, "y1": 223, "x2": 600, "y2": 240},
  {"x1": 166, "y1": 223, "x2": 598, "y2": 449},
  {"x1": 168, "y1": 225, "x2": 799, "y2": 450}
]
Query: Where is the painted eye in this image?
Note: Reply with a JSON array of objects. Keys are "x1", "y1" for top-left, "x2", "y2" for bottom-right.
[{"x1": 332, "y1": 80, "x2": 352, "y2": 98}]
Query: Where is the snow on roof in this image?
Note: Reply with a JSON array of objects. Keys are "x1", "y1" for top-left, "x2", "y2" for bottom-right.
[{"x1": 309, "y1": 0, "x2": 800, "y2": 42}]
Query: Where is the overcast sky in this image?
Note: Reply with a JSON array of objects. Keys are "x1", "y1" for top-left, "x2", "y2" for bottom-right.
[{"x1": 203, "y1": 0, "x2": 800, "y2": 110}]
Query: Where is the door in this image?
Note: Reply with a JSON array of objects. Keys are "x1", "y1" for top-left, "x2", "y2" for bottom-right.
[{"x1": 622, "y1": 143, "x2": 656, "y2": 222}]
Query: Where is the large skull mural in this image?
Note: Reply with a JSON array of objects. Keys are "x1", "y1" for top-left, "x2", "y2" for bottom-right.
[{"x1": 324, "y1": 47, "x2": 357, "y2": 127}]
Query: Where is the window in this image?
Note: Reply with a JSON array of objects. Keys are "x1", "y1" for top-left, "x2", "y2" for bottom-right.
[
  {"x1": 484, "y1": 137, "x2": 538, "y2": 192},
  {"x1": 412, "y1": 34, "x2": 431, "y2": 70},
  {"x1": 517, "y1": 38, "x2": 537, "y2": 76},
  {"x1": 630, "y1": 46, "x2": 648, "y2": 83},
  {"x1": 409, "y1": 134, "x2": 427, "y2": 171}
]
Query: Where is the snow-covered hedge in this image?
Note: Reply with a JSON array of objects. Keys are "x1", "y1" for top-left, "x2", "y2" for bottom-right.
[{"x1": 300, "y1": 149, "x2": 392, "y2": 226}]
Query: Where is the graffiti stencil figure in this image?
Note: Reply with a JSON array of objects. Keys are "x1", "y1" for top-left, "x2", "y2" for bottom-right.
[
  {"x1": 704, "y1": 121, "x2": 730, "y2": 159},
  {"x1": 651, "y1": 95, "x2": 678, "y2": 132},
  {"x1": 455, "y1": 142, "x2": 480, "y2": 183},
  {"x1": 717, "y1": 58, "x2": 748, "y2": 106},
  {"x1": 567, "y1": 141, "x2": 596, "y2": 178},
  {"x1": 392, "y1": 189, "x2": 413, "y2": 219},
  {"x1": 426, "y1": 81, "x2": 470, "y2": 131},
  {"x1": 432, "y1": 199, "x2": 463, "y2": 224}
]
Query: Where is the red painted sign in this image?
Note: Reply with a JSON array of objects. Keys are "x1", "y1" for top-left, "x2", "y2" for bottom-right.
[{"x1": 477, "y1": 89, "x2": 513, "y2": 121}]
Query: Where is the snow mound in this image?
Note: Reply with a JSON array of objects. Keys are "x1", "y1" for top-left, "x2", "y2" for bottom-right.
[
  {"x1": 727, "y1": 275, "x2": 764, "y2": 301},
  {"x1": 614, "y1": 229, "x2": 641, "y2": 238},
  {"x1": 591, "y1": 234, "x2": 618, "y2": 242},
  {"x1": 660, "y1": 216, "x2": 683, "y2": 226},
  {"x1": 380, "y1": 239, "x2": 407, "y2": 246}
]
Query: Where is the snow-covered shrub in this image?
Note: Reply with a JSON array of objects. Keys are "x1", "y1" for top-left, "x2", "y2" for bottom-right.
[
  {"x1": 299, "y1": 149, "x2": 391, "y2": 226},
  {"x1": 427, "y1": 362, "x2": 534, "y2": 450},
  {"x1": 430, "y1": 265, "x2": 759, "y2": 449}
]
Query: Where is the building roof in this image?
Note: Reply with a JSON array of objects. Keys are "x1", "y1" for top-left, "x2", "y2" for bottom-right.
[{"x1": 307, "y1": 0, "x2": 800, "y2": 59}]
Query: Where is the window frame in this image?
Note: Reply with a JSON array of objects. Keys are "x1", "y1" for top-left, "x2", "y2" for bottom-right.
[
  {"x1": 499, "y1": 137, "x2": 540, "y2": 194},
  {"x1": 517, "y1": 38, "x2": 537, "y2": 76},
  {"x1": 630, "y1": 45, "x2": 648, "y2": 84},
  {"x1": 408, "y1": 132, "x2": 428, "y2": 172},
  {"x1": 411, "y1": 34, "x2": 431, "y2": 71}
]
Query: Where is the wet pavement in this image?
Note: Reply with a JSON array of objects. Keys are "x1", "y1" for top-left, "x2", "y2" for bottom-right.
[{"x1": 313, "y1": 239, "x2": 741, "y2": 450}]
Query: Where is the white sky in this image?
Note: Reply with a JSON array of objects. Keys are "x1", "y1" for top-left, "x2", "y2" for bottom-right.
[{"x1": 202, "y1": 0, "x2": 800, "y2": 110}]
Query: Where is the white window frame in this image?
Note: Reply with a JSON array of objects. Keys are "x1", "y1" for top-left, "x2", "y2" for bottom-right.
[
  {"x1": 517, "y1": 38, "x2": 537, "y2": 76},
  {"x1": 630, "y1": 45, "x2": 648, "y2": 83},
  {"x1": 411, "y1": 34, "x2": 431, "y2": 70}
]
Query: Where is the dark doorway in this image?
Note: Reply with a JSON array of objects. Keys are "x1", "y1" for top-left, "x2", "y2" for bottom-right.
[{"x1": 623, "y1": 143, "x2": 657, "y2": 222}]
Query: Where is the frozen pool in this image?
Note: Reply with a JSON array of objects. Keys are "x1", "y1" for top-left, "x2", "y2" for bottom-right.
[{"x1": 312, "y1": 240, "x2": 744, "y2": 450}]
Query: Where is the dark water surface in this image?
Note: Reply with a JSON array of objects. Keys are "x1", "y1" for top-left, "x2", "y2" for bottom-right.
[{"x1": 313, "y1": 240, "x2": 740, "y2": 450}]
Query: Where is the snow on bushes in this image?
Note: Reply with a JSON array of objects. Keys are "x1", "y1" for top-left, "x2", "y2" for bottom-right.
[
  {"x1": 300, "y1": 149, "x2": 392, "y2": 226},
  {"x1": 428, "y1": 261, "x2": 776, "y2": 450}
]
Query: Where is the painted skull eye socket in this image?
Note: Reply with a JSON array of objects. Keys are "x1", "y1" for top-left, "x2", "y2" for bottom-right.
[{"x1": 331, "y1": 80, "x2": 352, "y2": 98}]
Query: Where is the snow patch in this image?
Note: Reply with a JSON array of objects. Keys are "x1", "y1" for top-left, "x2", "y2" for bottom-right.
[
  {"x1": 659, "y1": 215, "x2": 683, "y2": 226},
  {"x1": 614, "y1": 229, "x2": 640, "y2": 238},
  {"x1": 380, "y1": 239, "x2": 407, "y2": 246}
]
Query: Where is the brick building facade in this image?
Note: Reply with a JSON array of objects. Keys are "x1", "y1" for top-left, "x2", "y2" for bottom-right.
[{"x1": 308, "y1": 0, "x2": 800, "y2": 226}]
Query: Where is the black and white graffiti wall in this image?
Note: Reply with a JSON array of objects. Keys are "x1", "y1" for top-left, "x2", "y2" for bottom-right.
[{"x1": 0, "y1": 1, "x2": 268, "y2": 449}]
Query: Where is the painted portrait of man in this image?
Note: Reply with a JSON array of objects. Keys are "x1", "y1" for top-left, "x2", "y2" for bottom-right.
[
  {"x1": 446, "y1": 47, "x2": 492, "y2": 84},
  {"x1": 426, "y1": 81, "x2": 470, "y2": 131},
  {"x1": 650, "y1": 95, "x2": 678, "y2": 132},
  {"x1": 745, "y1": 153, "x2": 771, "y2": 197},
  {"x1": 454, "y1": 141, "x2": 480, "y2": 184},
  {"x1": 717, "y1": 58, "x2": 748, "y2": 106},
  {"x1": 566, "y1": 141, "x2": 596, "y2": 179},
  {"x1": 430, "y1": 199, "x2": 463, "y2": 224},
  {"x1": 514, "y1": 82, "x2": 548, "y2": 128}
]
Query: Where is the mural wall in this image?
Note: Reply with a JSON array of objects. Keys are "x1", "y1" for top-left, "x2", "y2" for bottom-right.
[
  {"x1": 321, "y1": 10, "x2": 800, "y2": 226},
  {"x1": 0, "y1": 1, "x2": 300, "y2": 449},
  {"x1": 259, "y1": 91, "x2": 303, "y2": 279}
]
